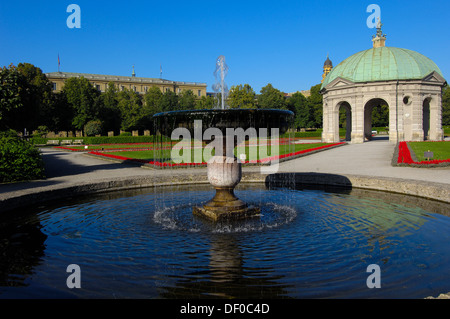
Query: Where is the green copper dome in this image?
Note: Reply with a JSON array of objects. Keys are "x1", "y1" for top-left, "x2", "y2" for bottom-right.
[{"x1": 321, "y1": 47, "x2": 443, "y2": 89}]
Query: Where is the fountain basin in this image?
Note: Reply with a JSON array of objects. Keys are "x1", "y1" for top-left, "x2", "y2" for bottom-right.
[{"x1": 1, "y1": 183, "x2": 449, "y2": 299}]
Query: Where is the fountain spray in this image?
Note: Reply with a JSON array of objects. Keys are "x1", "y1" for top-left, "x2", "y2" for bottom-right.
[{"x1": 212, "y1": 55, "x2": 229, "y2": 109}]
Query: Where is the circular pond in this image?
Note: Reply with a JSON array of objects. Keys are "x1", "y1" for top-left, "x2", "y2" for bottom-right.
[{"x1": 0, "y1": 184, "x2": 449, "y2": 299}]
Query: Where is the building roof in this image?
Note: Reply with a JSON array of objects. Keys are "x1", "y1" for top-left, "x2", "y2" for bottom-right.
[
  {"x1": 45, "y1": 72, "x2": 207, "y2": 87},
  {"x1": 321, "y1": 46, "x2": 444, "y2": 89}
]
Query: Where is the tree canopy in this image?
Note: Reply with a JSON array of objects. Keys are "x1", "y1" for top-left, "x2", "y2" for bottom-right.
[
  {"x1": 4, "y1": 63, "x2": 325, "y2": 135},
  {"x1": 257, "y1": 83, "x2": 286, "y2": 110},
  {"x1": 228, "y1": 84, "x2": 256, "y2": 109}
]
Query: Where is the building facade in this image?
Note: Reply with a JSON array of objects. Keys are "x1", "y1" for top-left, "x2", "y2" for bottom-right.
[
  {"x1": 46, "y1": 71, "x2": 208, "y2": 98},
  {"x1": 321, "y1": 21, "x2": 446, "y2": 144}
]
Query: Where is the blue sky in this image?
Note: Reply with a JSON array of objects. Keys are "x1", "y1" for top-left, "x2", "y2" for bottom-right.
[{"x1": 1, "y1": 0, "x2": 449, "y2": 93}]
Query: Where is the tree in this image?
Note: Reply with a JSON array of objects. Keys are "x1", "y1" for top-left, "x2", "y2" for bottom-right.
[
  {"x1": 0, "y1": 63, "x2": 55, "y2": 132},
  {"x1": 97, "y1": 82, "x2": 121, "y2": 133},
  {"x1": 195, "y1": 95, "x2": 216, "y2": 109},
  {"x1": 178, "y1": 89, "x2": 197, "y2": 110},
  {"x1": 63, "y1": 77, "x2": 100, "y2": 131},
  {"x1": 228, "y1": 84, "x2": 256, "y2": 109},
  {"x1": 50, "y1": 91, "x2": 74, "y2": 131},
  {"x1": 0, "y1": 64, "x2": 23, "y2": 130},
  {"x1": 138, "y1": 86, "x2": 164, "y2": 132},
  {"x1": 287, "y1": 92, "x2": 312, "y2": 129},
  {"x1": 306, "y1": 84, "x2": 323, "y2": 128},
  {"x1": 371, "y1": 104, "x2": 389, "y2": 127},
  {"x1": 16, "y1": 63, "x2": 53, "y2": 130},
  {"x1": 443, "y1": 85, "x2": 450, "y2": 126},
  {"x1": 117, "y1": 88, "x2": 143, "y2": 131},
  {"x1": 144, "y1": 86, "x2": 163, "y2": 114},
  {"x1": 160, "y1": 90, "x2": 179, "y2": 112},
  {"x1": 257, "y1": 83, "x2": 286, "y2": 109}
]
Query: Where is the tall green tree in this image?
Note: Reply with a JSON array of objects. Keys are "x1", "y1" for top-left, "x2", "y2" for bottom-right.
[
  {"x1": 140, "y1": 86, "x2": 164, "y2": 132},
  {"x1": 178, "y1": 89, "x2": 197, "y2": 110},
  {"x1": 97, "y1": 82, "x2": 121, "y2": 133},
  {"x1": 160, "y1": 90, "x2": 179, "y2": 112},
  {"x1": 287, "y1": 91, "x2": 312, "y2": 129},
  {"x1": 0, "y1": 64, "x2": 23, "y2": 130},
  {"x1": 257, "y1": 83, "x2": 286, "y2": 109},
  {"x1": 16, "y1": 63, "x2": 53, "y2": 131},
  {"x1": 50, "y1": 91, "x2": 74, "y2": 131},
  {"x1": 117, "y1": 88, "x2": 143, "y2": 131},
  {"x1": 228, "y1": 84, "x2": 256, "y2": 109},
  {"x1": 0, "y1": 63, "x2": 55, "y2": 132},
  {"x1": 63, "y1": 77, "x2": 100, "y2": 131},
  {"x1": 195, "y1": 95, "x2": 216, "y2": 109},
  {"x1": 443, "y1": 85, "x2": 450, "y2": 126},
  {"x1": 144, "y1": 86, "x2": 163, "y2": 114},
  {"x1": 306, "y1": 84, "x2": 323, "y2": 128}
]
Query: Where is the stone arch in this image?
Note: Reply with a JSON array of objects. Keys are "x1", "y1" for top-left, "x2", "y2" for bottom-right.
[
  {"x1": 336, "y1": 101, "x2": 352, "y2": 141},
  {"x1": 363, "y1": 98, "x2": 390, "y2": 142}
]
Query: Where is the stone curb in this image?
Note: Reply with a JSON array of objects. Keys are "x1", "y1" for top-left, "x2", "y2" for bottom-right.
[{"x1": 1, "y1": 171, "x2": 449, "y2": 215}]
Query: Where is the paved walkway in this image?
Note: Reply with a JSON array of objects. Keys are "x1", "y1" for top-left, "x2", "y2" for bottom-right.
[
  {"x1": 278, "y1": 139, "x2": 450, "y2": 184},
  {"x1": 0, "y1": 140, "x2": 449, "y2": 210}
]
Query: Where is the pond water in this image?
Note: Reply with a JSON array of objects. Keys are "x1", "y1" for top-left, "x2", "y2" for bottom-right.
[{"x1": 0, "y1": 184, "x2": 449, "y2": 299}]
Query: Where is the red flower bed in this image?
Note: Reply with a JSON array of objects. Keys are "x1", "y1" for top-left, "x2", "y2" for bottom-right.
[
  {"x1": 247, "y1": 142, "x2": 345, "y2": 164},
  {"x1": 88, "y1": 142, "x2": 345, "y2": 167},
  {"x1": 397, "y1": 141, "x2": 450, "y2": 165}
]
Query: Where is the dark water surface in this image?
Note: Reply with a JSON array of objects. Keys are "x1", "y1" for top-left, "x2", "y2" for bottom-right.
[{"x1": 1, "y1": 184, "x2": 449, "y2": 299}]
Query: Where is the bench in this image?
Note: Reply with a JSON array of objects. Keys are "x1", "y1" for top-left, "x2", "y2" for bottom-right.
[
  {"x1": 46, "y1": 140, "x2": 60, "y2": 145},
  {"x1": 61, "y1": 140, "x2": 72, "y2": 145},
  {"x1": 73, "y1": 139, "x2": 84, "y2": 145}
]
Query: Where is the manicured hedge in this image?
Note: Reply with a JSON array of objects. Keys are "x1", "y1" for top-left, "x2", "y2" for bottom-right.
[
  {"x1": 31, "y1": 135, "x2": 167, "y2": 145},
  {"x1": 0, "y1": 134, "x2": 45, "y2": 183}
]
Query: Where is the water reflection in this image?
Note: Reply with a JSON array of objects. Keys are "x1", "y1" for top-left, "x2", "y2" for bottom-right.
[
  {"x1": 0, "y1": 213, "x2": 47, "y2": 288},
  {"x1": 160, "y1": 234, "x2": 291, "y2": 299}
]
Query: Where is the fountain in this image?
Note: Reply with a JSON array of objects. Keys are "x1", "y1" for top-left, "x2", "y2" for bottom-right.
[
  {"x1": 153, "y1": 108, "x2": 294, "y2": 221},
  {"x1": 153, "y1": 55, "x2": 294, "y2": 221},
  {"x1": 212, "y1": 55, "x2": 229, "y2": 110}
]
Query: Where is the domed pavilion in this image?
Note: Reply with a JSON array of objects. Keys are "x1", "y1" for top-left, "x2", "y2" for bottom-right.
[{"x1": 320, "y1": 20, "x2": 447, "y2": 143}]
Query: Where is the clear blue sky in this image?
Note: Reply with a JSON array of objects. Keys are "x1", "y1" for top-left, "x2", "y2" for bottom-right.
[{"x1": 1, "y1": 0, "x2": 449, "y2": 93}]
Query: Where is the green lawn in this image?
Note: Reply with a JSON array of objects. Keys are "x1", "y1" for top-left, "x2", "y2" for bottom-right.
[
  {"x1": 408, "y1": 141, "x2": 450, "y2": 161},
  {"x1": 65, "y1": 143, "x2": 156, "y2": 150},
  {"x1": 105, "y1": 142, "x2": 332, "y2": 163}
]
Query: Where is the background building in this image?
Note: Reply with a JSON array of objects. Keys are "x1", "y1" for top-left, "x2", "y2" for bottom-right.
[{"x1": 46, "y1": 71, "x2": 208, "y2": 98}]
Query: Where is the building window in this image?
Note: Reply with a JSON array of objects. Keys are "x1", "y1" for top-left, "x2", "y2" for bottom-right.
[
  {"x1": 52, "y1": 82, "x2": 57, "y2": 91},
  {"x1": 144, "y1": 86, "x2": 148, "y2": 93},
  {"x1": 96, "y1": 85, "x2": 101, "y2": 91},
  {"x1": 121, "y1": 85, "x2": 125, "y2": 91},
  {"x1": 198, "y1": 90, "x2": 201, "y2": 97}
]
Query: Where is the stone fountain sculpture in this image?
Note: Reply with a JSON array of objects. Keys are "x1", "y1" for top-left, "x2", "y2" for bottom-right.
[
  {"x1": 153, "y1": 56, "x2": 293, "y2": 222},
  {"x1": 153, "y1": 109, "x2": 293, "y2": 221}
]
